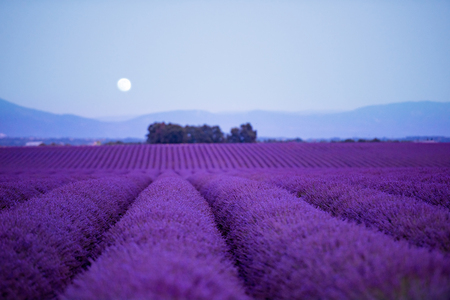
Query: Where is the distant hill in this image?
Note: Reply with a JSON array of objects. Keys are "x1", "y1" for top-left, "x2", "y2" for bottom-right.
[
  {"x1": 0, "y1": 98, "x2": 109, "y2": 138},
  {"x1": 0, "y1": 98, "x2": 449, "y2": 139}
]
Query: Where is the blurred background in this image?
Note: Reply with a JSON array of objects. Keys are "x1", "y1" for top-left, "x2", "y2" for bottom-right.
[{"x1": 0, "y1": 0, "x2": 449, "y2": 142}]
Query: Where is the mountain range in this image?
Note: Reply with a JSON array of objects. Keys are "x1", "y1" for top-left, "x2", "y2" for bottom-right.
[{"x1": 1, "y1": 98, "x2": 449, "y2": 139}]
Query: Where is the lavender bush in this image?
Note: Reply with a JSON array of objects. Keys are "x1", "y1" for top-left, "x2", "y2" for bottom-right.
[
  {"x1": 0, "y1": 174, "x2": 92, "y2": 210},
  {"x1": 235, "y1": 170, "x2": 450, "y2": 253},
  {"x1": 0, "y1": 174, "x2": 150, "y2": 300},
  {"x1": 189, "y1": 173, "x2": 450, "y2": 299},
  {"x1": 62, "y1": 172, "x2": 249, "y2": 300},
  {"x1": 341, "y1": 169, "x2": 450, "y2": 210},
  {"x1": 249, "y1": 167, "x2": 450, "y2": 209}
]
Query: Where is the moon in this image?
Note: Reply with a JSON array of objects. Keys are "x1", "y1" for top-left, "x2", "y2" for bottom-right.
[{"x1": 117, "y1": 78, "x2": 131, "y2": 92}]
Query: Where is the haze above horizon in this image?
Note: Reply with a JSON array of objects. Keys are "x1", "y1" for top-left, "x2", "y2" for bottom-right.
[{"x1": 1, "y1": 1, "x2": 449, "y2": 118}]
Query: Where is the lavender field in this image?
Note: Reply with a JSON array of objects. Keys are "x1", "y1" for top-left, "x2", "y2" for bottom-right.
[{"x1": 1, "y1": 143, "x2": 450, "y2": 299}]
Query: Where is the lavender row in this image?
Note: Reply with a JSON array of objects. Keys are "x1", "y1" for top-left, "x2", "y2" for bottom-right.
[
  {"x1": 347, "y1": 167, "x2": 450, "y2": 184},
  {"x1": 0, "y1": 170, "x2": 157, "y2": 210},
  {"x1": 2, "y1": 143, "x2": 450, "y2": 170},
  {"x1": 0, "y1": 171, "x2": 88, "y2": 183},
  {"x1": 62, "y1": 172, "x2": 248, "y2": 300},
  {"x1": 0, "y1": 174, "x2": 96, "y2": 210},
  {"x1": 268, "y1": 167, "x2": 450, "y2": 209},
  {"x1": 0, "y1": 174, "x2": 150, "y2": 300},
  {"x1": 0, "y1": 169, "x2": 149, "y2": 183},
  {"x1": 342, "y1": 170, "x2": 450, "y2": 210},
  {"x1": 189, "y1": 173, "x2": 450, "y2": 299},
  {"x1": 234, "y1": 170, "x2": 450, "y2": 253}
]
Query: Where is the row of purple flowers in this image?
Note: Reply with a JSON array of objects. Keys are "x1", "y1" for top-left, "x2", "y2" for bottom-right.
[
  {"x1": 189, "y1": 173, "x2": 450, "y2": 299},
  {"x1": 1, "y1": 167, "x2": 449, "y2": 299},
  {"x1": 62, "y1": 172, "x2": 248, "y2": 299},
  {"x1": 0, "y1": 173, "x2": 150, "y2": 299},
  {"x1": 232, "y1": 169, "x2": 450, "y2": 253}
]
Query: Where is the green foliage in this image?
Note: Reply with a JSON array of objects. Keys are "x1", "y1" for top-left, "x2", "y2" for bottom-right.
[
  {"x1": 146, "y1": 122, "x2": 256, "y2": 144},
  {"x1": 185, "y1": 125, "x2": 225, "y2": 143},
  {"x1": 226, "y1": 123, "x2": 257, "y2": 143},
  {"x1": 146, "y1": 123, "x2": 185, "y2": 144},
  {"x1": 227, "y1": 128, "x2": 241, "y2": 143}
]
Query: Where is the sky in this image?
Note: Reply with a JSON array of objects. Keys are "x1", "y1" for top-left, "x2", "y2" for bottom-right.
[{"x1": 0, "y1": 0, "x2": 449, "y2": 119}]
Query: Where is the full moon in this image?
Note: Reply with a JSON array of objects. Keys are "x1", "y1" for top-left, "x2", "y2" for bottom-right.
[{"x1": 117, "y1": 78, "x2": 131, "y2": 92}]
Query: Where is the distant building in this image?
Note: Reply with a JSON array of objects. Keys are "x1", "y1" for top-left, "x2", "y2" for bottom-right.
[
  {"x1": 25, "y1": 141, "x2": 44, "y2": 146},
  {"x1": 415, "y1": 140, "x2": 438, "y2": 143}
]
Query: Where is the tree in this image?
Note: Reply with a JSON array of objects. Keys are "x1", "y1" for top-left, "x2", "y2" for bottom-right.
[
  {"x1": 239, "y1": 123, "x2": 257, "y2": 143},
  {"x1": 146, "y1": 122, "x2": 255, "y2": 144},
  {"x1": 146, "y1": 122, "x2": 185, "y2": 144},
  {"x1": 226, "y1": 123, "x2": 257, "y2": 143},
  {"x1": 146, "y1": 122, "x2": 166, "y2": 144},
  {"x1": 227, "y1": 127, "x2": 241, "y2": 143},
  {"x1": 164, "y1": 123, "x2": 185, "y2": 143},
  {"x1": 210, "y1": 125, "x2": 225, "y2": 143},
  {"x1": 185, "y1": 125, "x2": 224, "y2": 143}
]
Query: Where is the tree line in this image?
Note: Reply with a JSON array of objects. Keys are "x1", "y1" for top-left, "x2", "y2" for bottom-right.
[{"x1": 146, "y1": 122, "x2": 257, "y2": 144}]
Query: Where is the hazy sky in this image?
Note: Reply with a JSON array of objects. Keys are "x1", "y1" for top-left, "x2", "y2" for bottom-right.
[{"x1": 1, "y1": 0, "x2": 449, "y2": 118}]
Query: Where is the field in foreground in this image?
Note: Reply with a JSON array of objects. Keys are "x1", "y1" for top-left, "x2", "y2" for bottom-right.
[{"x1": 0, "y1": 143, "x2": 449, "y2": 299}]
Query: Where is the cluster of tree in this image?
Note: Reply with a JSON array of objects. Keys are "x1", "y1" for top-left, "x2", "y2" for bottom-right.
[
  {"x1": 146, "y1": 122, "x2": 257, "y2": 144},
  {"x1": 262, "y1": 138, "x2": 303, "y2": 143},
  {"x1": 340, "y1": 138, "x2": 382, "y2": 143}
]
